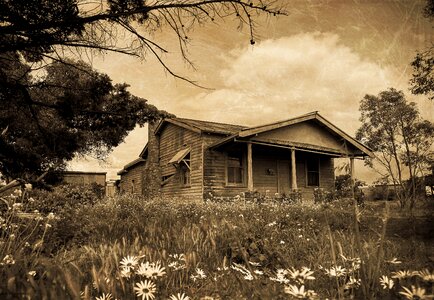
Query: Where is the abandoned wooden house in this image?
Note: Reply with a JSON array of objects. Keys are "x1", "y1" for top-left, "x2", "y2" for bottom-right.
[{"x1": 118, "y1": 112, "x2": 373, "y2": 201}]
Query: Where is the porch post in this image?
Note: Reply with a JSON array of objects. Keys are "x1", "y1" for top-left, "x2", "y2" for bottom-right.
[
  {"x1": 247, "y1": 142, "x2": 253, "y2": 191},
  {"x1": 291, "y1": 148, "x2": 297, "y2": 190},
  {"x1": 350, "y1": 157, "x2": 355, "y2": 199}
]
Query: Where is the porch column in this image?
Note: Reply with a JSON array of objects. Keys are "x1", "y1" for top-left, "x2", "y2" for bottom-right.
[
  {"x1": 291, "y1": 148, "x2": 297, "y2": 190},
  {"x1": 350, "y1": 157, "x2": 355, "y2": 199},
  {"x1": 247, "y1": 142, "x2": 253, "y2": 191}
]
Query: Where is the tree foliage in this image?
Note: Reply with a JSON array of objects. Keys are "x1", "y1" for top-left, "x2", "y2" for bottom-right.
[
  {"x1": 0, "y1": 56, "x2": 169, "y2": 181},
  {"x1": 356, "y1": 88, "x2": 434, "y2": 208},
  {"x1": 409, "y1": 0, "x2": 433, "y2": 100},
  {"x1": 0, "y1": 0, "x2": 284, "y2": 81},
  {"x1": 410, "y1": 48, "x2": 434, "y2": 101},
  {"x1": 0, "y1": 0, "x2": 282, "y2": 181}
]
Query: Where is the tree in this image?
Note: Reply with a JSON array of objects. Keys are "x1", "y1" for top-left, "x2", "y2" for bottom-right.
[
  {"x1": 0, "y1": 0, "x2": 283, "y2": 182},
  {"x1": 410, "y1": 48, "x2": 434, "y2": 101},
  {"x1": 409, "y1": 0, "x2": 433, "y2": 100},
  {"x1": 0, "y1": 0, "x2": 284, "y2": 83},
  {"x1": 356, "y1": 88, "x2": 434, "y2": 209},
  {"x1": 0, "y1": 57, "x2": 170, "y2": 182}
]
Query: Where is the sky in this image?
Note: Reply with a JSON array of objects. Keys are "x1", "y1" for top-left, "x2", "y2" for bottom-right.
[{"x1": 68, "y1": 0, "x2": 434, "y2": 183}]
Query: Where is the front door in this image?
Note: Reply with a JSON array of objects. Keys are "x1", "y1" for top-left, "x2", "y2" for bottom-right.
[{"x1": 277, "y1": 160, "x2": 291, "y2": 195}]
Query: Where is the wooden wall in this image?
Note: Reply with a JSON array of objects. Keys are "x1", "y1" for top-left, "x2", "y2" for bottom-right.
[
  {"x1": 119, "y1": 162, "x2": 146, "y2": 194},
  {"x1": 63, "y1": 173, "x2": 106, "y2": 186},
  {"x1": 203, "y1": 143, "x2": 335, "y2": 201},
  {"x1": 159, "y1": 124, "x2": 203, "y2": 200}
]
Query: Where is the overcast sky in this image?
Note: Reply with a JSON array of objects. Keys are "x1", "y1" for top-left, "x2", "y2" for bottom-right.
[{"x1": 68, "y1": 0, "x2": 433, "y2": 182}]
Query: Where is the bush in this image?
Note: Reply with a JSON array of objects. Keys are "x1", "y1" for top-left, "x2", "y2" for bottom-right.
[{"x1": 27, "y1": 183, "x2": 104, "y2": 213}]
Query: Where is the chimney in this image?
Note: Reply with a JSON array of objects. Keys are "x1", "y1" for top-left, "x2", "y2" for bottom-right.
[{"x1": 143, "y1": 120, "x2": 161, "y2": 198}]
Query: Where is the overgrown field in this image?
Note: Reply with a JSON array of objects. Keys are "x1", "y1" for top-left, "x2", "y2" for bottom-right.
[{"x1": 1, "y1": 184, "x2": 433, "y2": 299}]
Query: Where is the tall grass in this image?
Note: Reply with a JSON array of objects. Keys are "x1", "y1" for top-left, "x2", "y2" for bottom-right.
[{"x1": 0, "y1": 186, "x2": 432, "y2": 299}]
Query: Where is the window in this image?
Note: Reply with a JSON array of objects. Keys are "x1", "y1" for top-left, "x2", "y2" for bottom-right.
[
  {"x1": 227, "y1": 152, "x2": 244, "y2": 185},
  {"x1": 168, "y1": 148, "x2": 191, "y2": 187},
  {"x1": 180, "y1": 153, "x2": 191, "y2": 186},
  {"x1": 307, "y1": 158, "x2": 319, "y2": 186},
  {"x1": 180, "y1": 164, "x2": 190, "y2": 186}
]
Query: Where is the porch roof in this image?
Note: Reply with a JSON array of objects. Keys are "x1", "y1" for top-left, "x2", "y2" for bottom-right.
[{"x1": 208, "y1": 112, "x2": 374, "y2": 158}]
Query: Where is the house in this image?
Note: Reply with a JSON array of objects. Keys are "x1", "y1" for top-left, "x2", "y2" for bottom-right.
[
  {"x1": 118, "y1": 112, "x2": 373, "y2": 201},
  {"x1": 61, "y1": 171, "x2": 106, "y2": 186},
  {"x1": 117, "y1": 158, "x2": 146, "y2": 194}
]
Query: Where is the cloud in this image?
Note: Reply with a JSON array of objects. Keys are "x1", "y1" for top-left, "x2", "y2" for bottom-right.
[
  {"x1": 70, "y1": 32, "x2": 419, "y2": 181},
  {"x1": 181, "y1": 32, "x2": 399, "y2": 134}
]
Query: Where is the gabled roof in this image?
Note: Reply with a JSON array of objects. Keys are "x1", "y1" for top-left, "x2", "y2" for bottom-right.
[
  {"x1": 155, "y1": 117, "x2": 247, "y2": 135},
  {"x1": 210, "y1": 112, "x2": 374, "y2": 157},
  {"x1": 117, "y1": 158, "x2": 146, "y2": 175}
]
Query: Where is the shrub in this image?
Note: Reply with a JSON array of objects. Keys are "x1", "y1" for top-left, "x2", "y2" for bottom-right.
[{"x1": 27, "y1": 183, "x2": 104, "y2": 214}]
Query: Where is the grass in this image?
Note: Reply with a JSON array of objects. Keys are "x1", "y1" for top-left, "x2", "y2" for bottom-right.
[{"x1": 0, "y1": 185, "x2": 433, "y2": 299}]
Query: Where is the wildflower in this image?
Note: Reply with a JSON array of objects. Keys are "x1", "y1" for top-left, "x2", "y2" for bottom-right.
[
  {"x1": 120, "y1": 267, "x2": 132, "y2": 278},
  {"x1": 138, "y1": 261, "x2": 166, "y2": 279},
  {"x1": 120, "y1": 255, "x2": 139, "y2": 270},
  {"x1": 134, "y1": 280, "x2": 156, "y2": 300},
  {"x1": 28, "y1": 271, "x2": 36, "y2": 277},
  {"x1": 47, "y1": 212, "x2": 55, "y2": 220},
  {"x1": 324, "y1": 266, "x2": 346, "y2": 277},
  {"x1": 345, "y1": 277, "x2": 361, "y2": 290},
  {"x1": 387, "y1": 257, "x2": 402, "y2": 264},
  {"x1": 284, "y1": 284, "x2": 317, "y2": 299},
  {"x1": 379, "y1": 275, "x2": 394, "y2": 290},
  {"x1": 288, "y1": 267, "x2": 315, "y2": 284},
  {"x1": 391, "y1": 270, "x2": 414, "y2": 279},
  {"x1": 254, "y1": 270, "x2": 264, "y2": 275},
  {"x1": 168, "y1": 254, "x2": 186, "y2": 271},
  {"x1": 231, "y1": 263, "x2": 253, "y2": 281},
  {"x1": 13, "y1": 189, "x2": 22, "y2": 197},
  {"x1": 95, "y1": 293, "x2": 113, "y2": 300},
  {"x1": 399, "y1": 285, "x2": 427, "y2": 300},
  {"x1": 280, "y1": 240, "x2": 285, "y2": 244},
  {"x1": 249, "y1": 261, "x2": 261, "y2": 267},
  {"x1": 169, "y1": 293, "x2": 190, "y2": 300},
  {"x1": 267, "y1": 221, "x2": 277, "y2": 227},
  {"x1": 24, "y1": 183, "x2": 32, "y2": 190},
  {"x1": 12, "y1": 203, "x2": 23, "y2": 210},
  {"x1": 190, "y1": 267, "x2": 207, "y2": 281},
  {"x1": 1, "y1": 254, "x2": 15, "y2": 265},
  {"x1": 414, "y1": 269, "x2": 434, "y2": 283},
  {"x1": 270, "y1": 269, "x2": 289, "y2": 284}
]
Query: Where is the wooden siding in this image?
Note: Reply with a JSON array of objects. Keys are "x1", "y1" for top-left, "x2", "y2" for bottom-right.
[
  {"x1": 159, "y1": 123, "x2": 203, "y2": 200},
  {"x1": 63, "y1": 173, "x2": 106, "y2": 186},
  {"x1": 203, "y1": 144, "x2": 335, "y2": 201},
  {"x1": 254, "y1": 157, "x2": 279, "y2": 194},
  {"x1": 119, "y1": 162, "x2": 146, "y2": 194}
]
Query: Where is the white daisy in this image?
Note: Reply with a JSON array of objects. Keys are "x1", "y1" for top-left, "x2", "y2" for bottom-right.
[
  {"x1": 379, "y1": 275, "x2": 394, "y2": 290},
  {"x1": 120, "y1": 255, "x2": 139, "y2": 270},
  {"x1": 134, "y1": 280, "x2": 156, "y2": 300},
  {"x1": 95, "y1": 293, "x2": 113, "y2": 300},
  {"x1": 169, "y1": 292, "x2": 190, "y2": 300},
  {"x1": 399, "y1": 285, "x2": 426, "y2": 300}
]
